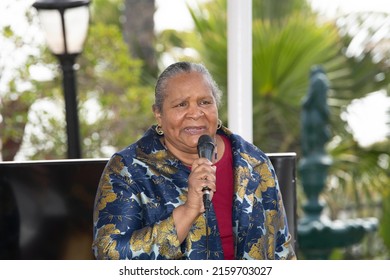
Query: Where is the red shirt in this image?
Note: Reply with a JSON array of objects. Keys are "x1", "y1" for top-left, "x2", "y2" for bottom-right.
[{"x1": 213, "y1": 135, "x2": 234, "y2": 259}]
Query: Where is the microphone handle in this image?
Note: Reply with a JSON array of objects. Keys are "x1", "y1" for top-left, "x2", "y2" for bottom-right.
[{"x1": 202, "y1": 187, "x2": 211, "y2": 211}]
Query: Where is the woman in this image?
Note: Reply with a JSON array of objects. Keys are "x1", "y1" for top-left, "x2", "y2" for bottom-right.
[{"x1": 92, "y1": 62, "x2": 296, "y2": 260}]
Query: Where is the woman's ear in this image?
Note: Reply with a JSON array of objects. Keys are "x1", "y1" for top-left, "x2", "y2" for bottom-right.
[{"x1": 152, "y1": 105, "x2": 162, "y2": 123}]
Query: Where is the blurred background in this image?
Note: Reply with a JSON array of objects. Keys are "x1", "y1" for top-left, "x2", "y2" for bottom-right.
[{"x1": 0, "y1": 0, "x2": 389, "y2": 259}]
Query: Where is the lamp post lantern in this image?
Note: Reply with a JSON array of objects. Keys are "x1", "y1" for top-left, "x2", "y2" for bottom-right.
[{"x1": 33, "y1": 0, "x2": 91, "y2": 159}]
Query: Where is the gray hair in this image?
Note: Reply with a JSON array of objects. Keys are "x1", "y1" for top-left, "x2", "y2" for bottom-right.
[{"x1": 153, "y1": 62, "x2": 222, "y2": 113}]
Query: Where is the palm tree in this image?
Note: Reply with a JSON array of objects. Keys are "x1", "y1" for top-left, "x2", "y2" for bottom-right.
[{"x1": 188, "y1": 0, "x2": 347, "y2": 152}]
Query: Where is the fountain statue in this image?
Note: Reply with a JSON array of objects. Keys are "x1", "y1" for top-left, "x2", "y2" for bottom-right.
[{"x1": 297, "y1": 65, "x2": 378, "y2": 259}]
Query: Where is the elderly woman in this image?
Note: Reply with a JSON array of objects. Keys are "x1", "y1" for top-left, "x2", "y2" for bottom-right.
[{"x1": 92, "y1": 62, "x2": 296, "y2": 260}]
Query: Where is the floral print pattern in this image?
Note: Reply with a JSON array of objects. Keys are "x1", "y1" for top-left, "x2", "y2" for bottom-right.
[{"x1": 92, "y1": 126, "x2": 296, "y2": 260}]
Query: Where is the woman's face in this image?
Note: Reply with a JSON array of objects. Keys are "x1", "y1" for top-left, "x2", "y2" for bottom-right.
[{"x1": 154, "y1": 72, "x2": 219, "y2": 157}]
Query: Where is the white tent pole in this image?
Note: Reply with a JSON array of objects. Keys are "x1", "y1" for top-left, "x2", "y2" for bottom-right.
[{"x1": 227, "y1": 0, "x2": 253, "y2": 143}]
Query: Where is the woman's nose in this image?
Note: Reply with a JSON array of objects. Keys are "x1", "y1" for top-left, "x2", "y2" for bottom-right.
[{"x1": 187, "y1": 104, "x2": 204, "y2": 118}]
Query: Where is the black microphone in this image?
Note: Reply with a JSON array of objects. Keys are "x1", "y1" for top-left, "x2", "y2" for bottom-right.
[{"x1": 197, "y1": 134, "x2": 215, "y2": 211}]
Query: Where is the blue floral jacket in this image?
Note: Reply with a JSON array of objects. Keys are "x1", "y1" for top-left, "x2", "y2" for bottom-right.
[{"x1": 92, "y1": 126, "x2": 296, "y2": 260}]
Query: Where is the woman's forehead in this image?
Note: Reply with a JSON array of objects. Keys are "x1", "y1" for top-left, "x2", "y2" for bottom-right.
[{"x1": 168, "y1": 72, "x2": 208, "y2": 89}]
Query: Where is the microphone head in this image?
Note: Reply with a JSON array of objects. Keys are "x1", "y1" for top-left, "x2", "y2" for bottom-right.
[{"x1": 197, "y1": 134, "x2": 215, "y2": 161}]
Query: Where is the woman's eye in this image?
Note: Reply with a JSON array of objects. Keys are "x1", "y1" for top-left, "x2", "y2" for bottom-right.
[
  {"x1": 200, "y1": 100, "x2": 212, "y2": 105},
  {"x1": 175, "y1": 102, "x2": 187, "y2": 107}
]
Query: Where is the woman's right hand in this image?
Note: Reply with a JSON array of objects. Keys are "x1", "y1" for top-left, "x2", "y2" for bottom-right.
[{"x1": 186, "y1": 157, "x2": 217, "y2": 214}]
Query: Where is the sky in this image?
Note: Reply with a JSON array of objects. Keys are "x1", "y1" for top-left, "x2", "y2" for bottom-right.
[
  {"x1": 154, "y1": 0, "x2": 390, "y2": 30},
  {"x1": 310, "y1": 0, "x2": 390, "y2": 15},
  {"x1": 154, "y1": 0, "x2": 206, "y2": 32}
]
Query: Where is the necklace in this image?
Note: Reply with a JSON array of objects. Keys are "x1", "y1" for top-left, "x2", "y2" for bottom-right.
[{"x1": 214, "y1": 136, "x2": 218, "y2": 161}]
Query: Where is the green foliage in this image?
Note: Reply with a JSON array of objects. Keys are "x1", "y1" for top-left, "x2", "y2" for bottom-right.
[
  {"x1": 251, "y1": 15, "x2": 344, "y2": 152},
  {"x1": 0, "y1": 9, "x2": 51, "y2": 160},
  {"x1": 327, "y1": 140, "x2": 390, "y2": 208},
  {"x1": 1, "y1": 0, "x2": 154, "y2": 160},
  {"x1": 380, "y1": 191, "x2": 390, "y2": 254},
  {"x1": 188, "y1": 0, "x2": 228, "y2": 85},
  {"x1": 26, "y1": 23, "x2": 155, "y2": 159},
  {"x1": 2, "y1": 25, "x2": 14, "y2": 38},
  {"x1": 252, "y1": 0, "x2": 311, "y2": 21},
  {"x1": 77, "y1": 22, "x2": 154, "y2": 156},
  {"x1": 90, "y1": 0, "x2": 124, "y2": 28}
]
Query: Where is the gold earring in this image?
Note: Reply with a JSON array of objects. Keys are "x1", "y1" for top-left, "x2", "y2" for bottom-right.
[
  {"x1": 155, "y1": 124, "x2": 164, "y2": 135},
  {"x1": 217, "y1": 119, "x2": 222, "y2": 129}
]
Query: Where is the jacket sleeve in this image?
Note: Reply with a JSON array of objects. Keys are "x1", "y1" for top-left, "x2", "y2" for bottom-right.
[
  {"x1": 248, "y1": 157, "x2": 296, "y2": 260},
  {"x1": 92, "y1": 154, "x2": 183, "y2": 260}
]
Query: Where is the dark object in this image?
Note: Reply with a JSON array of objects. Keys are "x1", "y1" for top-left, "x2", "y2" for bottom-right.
[
  {"x1": 197, "y1": 134, "x2": 215, "y2": 161},
  {"x1": 0, "y1": 159, "x2": 106, "y2": 260},
  {"x1": 197, "y1": 135, "x2": 215, "y2": 211},
  {"x1": 32, "y1": 0, "x2": 91, "y2": 158},
  {"x1": 300, "y1": 66, "x2": 331, "y2": 157},
  {"x1": 0, "y1": 154, "x2": 296, "y2": 259},
  {"x1": 59, "y1": 54, "x2": 82, "y2": 159},
  {"x1": 269, "y1": 153, "x2": 298, "y2": 252}
]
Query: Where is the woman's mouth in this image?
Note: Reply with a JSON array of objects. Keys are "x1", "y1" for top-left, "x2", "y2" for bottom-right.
[{"x1": 184, "y1": 126, "x2": 206, "y2": 135}]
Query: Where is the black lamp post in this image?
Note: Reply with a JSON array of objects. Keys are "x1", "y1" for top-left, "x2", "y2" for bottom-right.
[{"x1": 33, "y1": 0, "x2": 91, "y2": 159}]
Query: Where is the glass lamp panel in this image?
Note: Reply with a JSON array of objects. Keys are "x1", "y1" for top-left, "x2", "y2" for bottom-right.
[
  {"x1": 63, "y1": 6, "x2": 90, "y2": 54},
  {"x1": 37, "y1": 10, "x2": 65, "y2": 54}
]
